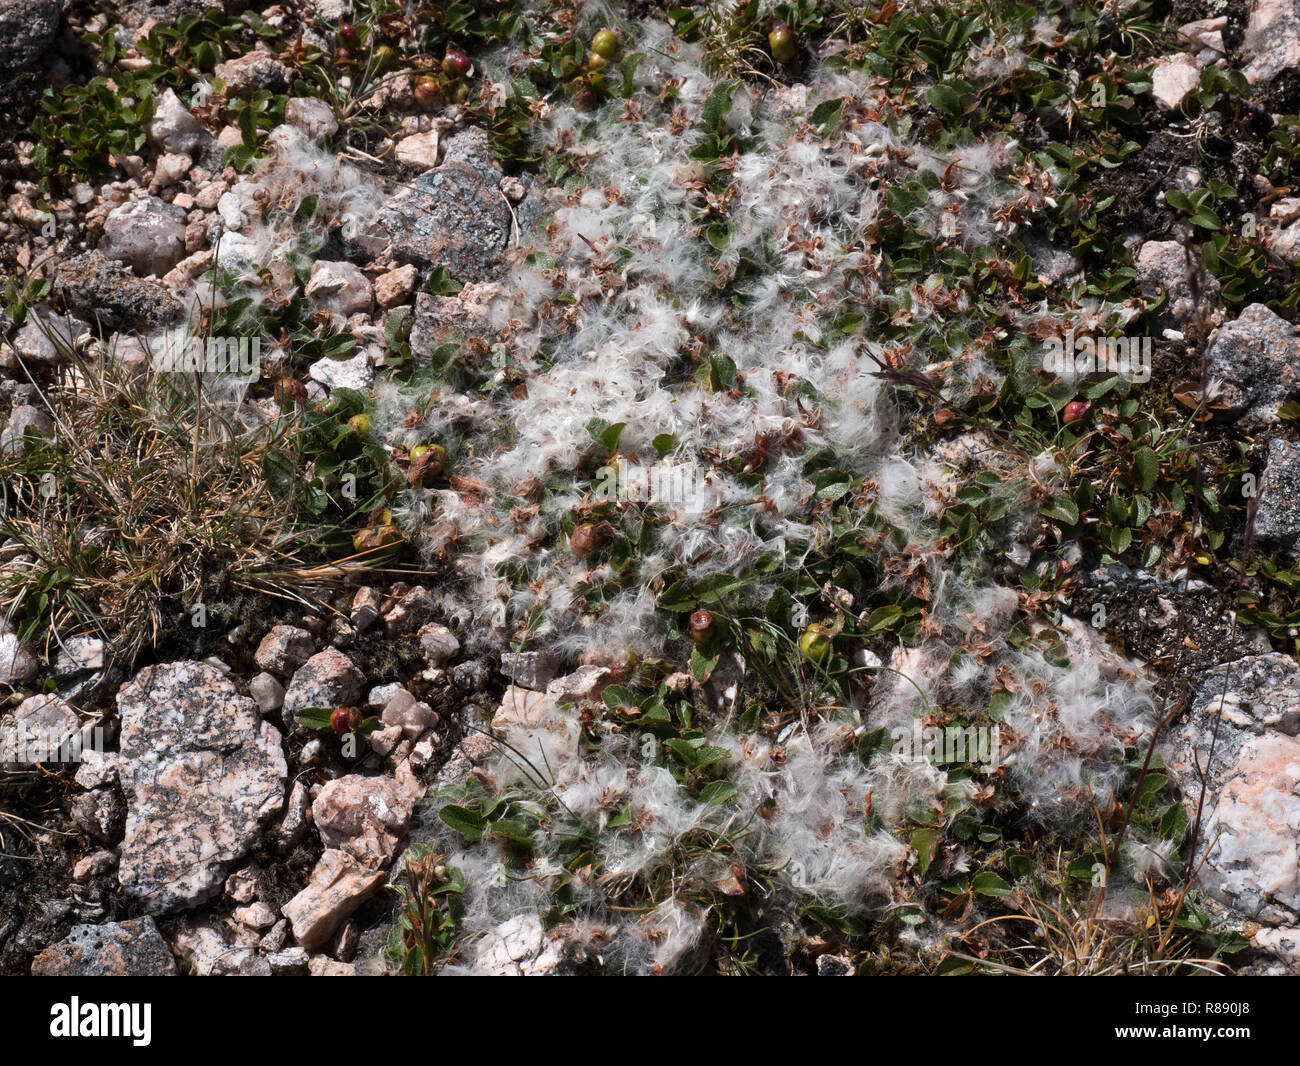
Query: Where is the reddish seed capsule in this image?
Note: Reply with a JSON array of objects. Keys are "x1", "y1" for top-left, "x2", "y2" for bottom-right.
[
  {"x1": 1063, "y1": 400, "x2": 1091, "y2": 424},
  {"x1": 413, "y1": 75, "x2": 441, "y2": 108},
  {"x1": 570, "y1": 520, "x2": 608, "y2": 557},
  {"x1": 274, "y1": 376, "x2": 307, "y2": 409},
  {"x1": 689, "y1": 610, "x2": 714, "y2": 643},
  {"x1": 330, "y1": 707, "x2": 352, "y2": 734},
  {"x1": 442, "y1": 47, "x2": 471, "y2": 79}
]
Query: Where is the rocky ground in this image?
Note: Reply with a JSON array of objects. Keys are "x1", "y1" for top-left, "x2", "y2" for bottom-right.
[{"x1": 2, "y1": 0, "x2": 1300, "y2": 976}]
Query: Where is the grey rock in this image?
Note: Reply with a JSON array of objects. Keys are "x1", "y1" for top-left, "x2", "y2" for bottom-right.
[
  {"x1": 73, "y1": 749, "x2": 119, "y2": 790},
  {"x1": 1023, "y1": 233, "x2": 1079, "y2": 288},
  {"x1": 500, "y1": 649, "x2": 559, "y2": 691},
  {"x1": 0, "y1": 404, "x2": 53, "y2": 454},
  {"x1": 0, "y1": 631, "x2": 39, "y2": 684},
  {"x1": 1188, "y1": 653, "x2": 1300, "y2": 745},
  {"x1": 1135, "y1": 239, "x2": 1219, "y2": 325},
  {"x1": 214, "y1": 51, "x2": 291, "y2": 94},
  {"x1": 308, "y1": 349, "x2": 374, "y2": 391},
  {"x1": 1243, "y1": 0, "x2": 1300, "y2": 84},
  {"x1": 376, "y1": 127, "x2": 514, "y2": 281},
  {"x1": 547, "y1": 665, "x2": 613, "y2": 706},
  {"x1": 249, "y1": 671, "x2": 285, "y2": 715},
  {"x1": 1205, "y1": 303, "x2": 1300, "y2": 425},
  {"x1": 1, "y1": 694, "x2": 79, "y2": 765},
  {"x1": 284, "y1": 97, "x2": 338, "y2": 143},
  {"x1": 149, "y1": 89, "x2": 211, "y2": 156},
  {"x1": 418, "y1": 622, "x2": 460, "y2": 668},
  {"x1": 30, "y1": 916, "x2": 177, "y2": 976},
  {"x1": 11, "y1": 312, "x2": 87, "y2": 364},
  {"x1": 52, "y1": 251, "x2": 184, "y2": 331},
  {"x1": 254, "y1": 624, "x2": 316, "y2": 675},
  {"x1": 451, "y1": 659, "x2": 489, "y2": 692},
  {"x1": 99, "y1": 197, "x2": 188, "y2": 278},
  {"x1": 1254, "y1": 439, "x2": 1300, "y2": 554},
  {"x1": 282, "y1": 649, "x2": 365, "y2": 734},
  {"x1": 312, "y1": 773, "x2": 417, "y2": 869},
  {"x1": 267, "y1": 946, "x2": 308, "y2": 974},
  {"x1": 115, "y1": 661, "x2": 287, "y2": 914},
  {"x1": 815, "y1": 953, "x2": 853, "y2": 976},
  {"x1": 0, "y1": 0, "x2": 61, "y2": 76}
]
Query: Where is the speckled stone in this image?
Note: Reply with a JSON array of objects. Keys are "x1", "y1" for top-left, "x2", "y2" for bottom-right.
[
  {"x1": 115, "y1": 661, "x2": 287, "y2": 914},
  {"x1": 377, "y1": 127, "x2": 514, "y2": 281},
  {"x1": 1205, "y1": 304, "x2": 1300, "y2": 426},
  {"x1": 31, "y1": 917, "x2": 177, "y2": 976},
  {"x1": 282, "y1": 848, "x2": 385, "y2": 950},
  {"x1": 312, "y1": 773, "x2": 416, "y2": 868},
  {"x1": 52, "y1": 251, "x2": 184, "y2": 331},
  {"x1": 0, "y1": 0, "x2": 61, "y2": 76},
  {"x1": 281, "y1": 648, "x2": 365, "y2": 734},
  {"x1": 1255, "y1": 439, "x2": 1300, "y2": 554}
]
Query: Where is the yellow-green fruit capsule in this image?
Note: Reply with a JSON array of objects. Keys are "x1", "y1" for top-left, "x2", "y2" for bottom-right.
[
  {"x1": 591, "y1": 29, "x2": 619, "y2": 60},
  {"x1": 799, "y1": 623, "x2": 833, "y2": 664},
  {"x1": 769, "y1": 22, "x2": 797, "y2": 64}
]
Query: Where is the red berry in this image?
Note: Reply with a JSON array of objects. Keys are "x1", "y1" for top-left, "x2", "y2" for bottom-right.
[
  {"x1": 330, "y1": 707, "x2": 352, "y2": 734},
  {"x1": 689, "y1": 610, "x2": 715, "y2": 643},
  {"x1": 1063, "y1": 400, "x2": 1091, "y2": 424},
  {"x1": 442, "y1": 47, "x2": 471, "y2": 79}
]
